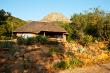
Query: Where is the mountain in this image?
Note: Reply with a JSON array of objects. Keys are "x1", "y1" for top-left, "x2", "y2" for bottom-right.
[{"x1": 41, "y1": 12, "x2": 70, "y2": 22}]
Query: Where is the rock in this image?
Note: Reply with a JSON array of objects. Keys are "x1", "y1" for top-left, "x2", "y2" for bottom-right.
[{"x1": 41, "y1": 12, "x2": 70, "y2": 22}]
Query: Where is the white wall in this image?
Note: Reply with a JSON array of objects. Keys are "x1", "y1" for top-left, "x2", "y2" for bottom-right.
[{"x1": 17, "y1": 33, "x2": 36, "y2": 38}]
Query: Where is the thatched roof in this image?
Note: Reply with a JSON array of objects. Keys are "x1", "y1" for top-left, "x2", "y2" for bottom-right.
[
  {"x1": 41, "y1": 22, "x2": 67, "y2": 32},
  {"x1": 14, "y1": 21, "x2": 67, "y2": 34}
]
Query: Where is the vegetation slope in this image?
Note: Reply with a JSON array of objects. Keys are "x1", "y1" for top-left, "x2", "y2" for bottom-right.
[{"x1": 0, "y1": 9, "x2": 27, "y2": 40}]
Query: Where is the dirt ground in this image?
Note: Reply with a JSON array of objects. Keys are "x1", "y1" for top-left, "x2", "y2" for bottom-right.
[
  {"x1": 59, "y1": 63, "x2": 110, "y2": 73},
  {"x1": 0, "y1": 41, "x2": 110, "y2": 73},
  {"x1": 0, "y1": 43, "x2": 61, "y2": 73}
]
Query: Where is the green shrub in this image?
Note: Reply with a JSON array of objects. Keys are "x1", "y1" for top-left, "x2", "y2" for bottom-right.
[
  {"x1": 81, "y1": 35, "x2": 93, "y2": 46},
  {"x1": 69, "y1": 57, "x2": 84, "y2": 68},
  {"x1": 17, "y1": 36, "x2": 48, "y2": 45},
  {"x1": 54, "y1": 57, "x2": 83, "y2": 69},
  {"x1": 54, "y1": 60, "x2": 70, "y2": 69},
  {"x1": 93, "y1": 37, "x2": 102, "y2": 42},
  {"x1": 17, "y1": 37, "x2": 35, "y2": 45},
  {"x1": 25, "y1": 37, "x2": 35, "y2": 45},
  {"x1": 67, "y1": 33, "x2": 74, "y2": 42},
  {"x1": 0, "y1": 41, "x2": 15, "y2": 49},
  {"x1": 35, "y1": 35, "x2": 48, "y2": 44}
]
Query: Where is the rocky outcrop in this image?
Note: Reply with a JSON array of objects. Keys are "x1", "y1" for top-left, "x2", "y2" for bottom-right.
[{"x1": 41, "y1": 12, "x2": 70, "y2": 22}]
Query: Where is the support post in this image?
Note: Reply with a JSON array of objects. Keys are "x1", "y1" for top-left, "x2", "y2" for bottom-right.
[
  {"x1": 63, "y1": 34, "x2": 66, "y2": 42},
  {"x1": 44, "y1": 32, "x2": 45, "y2": 36}
]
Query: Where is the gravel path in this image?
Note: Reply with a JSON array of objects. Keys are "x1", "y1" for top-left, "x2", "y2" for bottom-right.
[{"x1": 59, "y1": 63, "x2": 110, "y2": 73}]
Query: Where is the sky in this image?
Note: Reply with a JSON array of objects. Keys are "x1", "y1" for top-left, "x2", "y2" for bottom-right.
[{"x1": 0, "y1": 0, "x2": 110, "y2": 21}]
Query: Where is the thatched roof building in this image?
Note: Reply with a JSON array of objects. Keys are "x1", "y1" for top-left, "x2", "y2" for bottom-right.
[
  {"x1": 14, "y1": 21, "x2": 67, "y2": 41},
  {"x1": 14, "y1": 21, "x2": 67, "y2": 34}
]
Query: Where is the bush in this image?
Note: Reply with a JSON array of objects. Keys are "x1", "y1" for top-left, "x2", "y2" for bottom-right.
[
  {"x1": 81, "y1": 35, "x2": 93, "y2": 46},
  {"x1": 35, "y1": 35, "x2": 48, "y2": 44},
  {"x1": 25, "y1": 37, "x2": 35, "y2": 45},
  {"x1": 54, "y1": 57, "x2": 83, "y2": 69},
  {"x1": 17, "y1": 35, "x2": 48, "y2": 45},
  {"x1": 54, "y1": 60, "x2": 70, "y2": 69},
  {"x1": 0, "y1": 41, "x2": 15, "y2": 49},
  {"x1": 69, "y1": 57, "x2": 84, "y2": 68},
  {"x1": 17, "y1": 37, "x2": 35, "y2": 45},
  {"x1": 67, "y1": 33, "x2": 74, "y2": 42}
]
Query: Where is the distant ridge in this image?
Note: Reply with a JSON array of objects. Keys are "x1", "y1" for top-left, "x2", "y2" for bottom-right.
[{"x1": 41, "y1": 12, "x2": 70, "y2": 22}]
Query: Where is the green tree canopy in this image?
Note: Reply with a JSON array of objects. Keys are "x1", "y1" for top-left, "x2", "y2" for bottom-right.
[
  {"x1": 0, "y1": 9, "x2": 27, "y2": 40},
  {"x1": 70, "y1": 8, "x2": 110, "y2": 41}
]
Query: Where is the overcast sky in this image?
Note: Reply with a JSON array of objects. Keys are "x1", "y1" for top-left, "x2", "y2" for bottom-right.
[{"x1": 0, "y1": 0, "x2": 110, "y2": 21}]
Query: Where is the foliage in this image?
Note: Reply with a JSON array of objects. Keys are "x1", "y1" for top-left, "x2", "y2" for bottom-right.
[
  {"x1": 54, "y1": 60, "x2": 70, "y2": 69},
  {"x1": 0, "y1": 9, "x2": 27, "y2": 40},
  {"x1": 17, "y1": 35, "x2": 48, "y2": 45},
  {"x1": 81, "y1": 35, "x2": 93, "y2": 46},
  {"x1": 25, "y1": 37, "x2": 35, "y2": 45},
  {"x1": 54, "y1": 52, "x2": 83, "y2": 69},
  {"x1": 59, "y1": 21, "x2": 75, "y2": 41},
  {"x1": 54, "y1": 57, "x2": 83, "y2": 69},
  {"x1": 67, "y1": 8, "x2": 110, "y2": 43},
  {"x1": 0, "y1": 41, "x2": 15, "y2": 49},
  {"x1": 69, "y1": 57, "x2": 84, "y2": 68},
  {"x1": 35, "y1": 35, "x2": 48, "y2": 44},
  {"x1": 0, "y1": 41, "x2": 18, "y2": 55},
  {"x1": 17, "y1": 37, "x2": 35, "y2": 45}
]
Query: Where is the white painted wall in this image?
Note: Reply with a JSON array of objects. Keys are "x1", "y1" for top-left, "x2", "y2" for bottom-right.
[{"x1": 17, "y1": 33, "x2": 36, "y2": 38}]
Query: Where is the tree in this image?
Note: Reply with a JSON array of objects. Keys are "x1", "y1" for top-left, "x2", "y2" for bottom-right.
[
  {"x1": 0, "y1": 9, "x2": 27, "y2": 40},
  {"x1": 70, "y1": 8, "x2": 110, "y2": 42}
]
